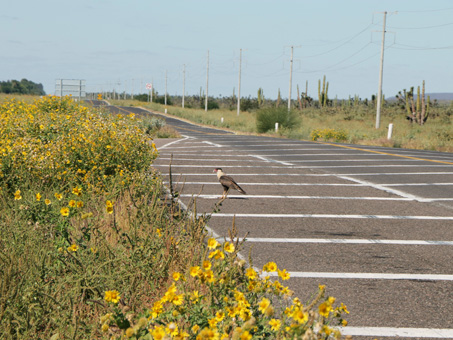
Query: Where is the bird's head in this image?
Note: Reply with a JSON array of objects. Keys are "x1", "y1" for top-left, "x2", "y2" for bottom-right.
[{"x1": 213, "y1": 168, "x2": 223, "y2": 173}]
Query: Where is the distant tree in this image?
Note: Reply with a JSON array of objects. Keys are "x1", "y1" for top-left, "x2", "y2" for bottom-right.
[{"x1": 0, "y1": 79, "x2": 45, "y2": 95}]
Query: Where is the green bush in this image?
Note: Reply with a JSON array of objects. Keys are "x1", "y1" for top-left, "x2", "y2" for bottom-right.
[{"x1": 256, "y1": 107, "x2": 300, "y2": 133}]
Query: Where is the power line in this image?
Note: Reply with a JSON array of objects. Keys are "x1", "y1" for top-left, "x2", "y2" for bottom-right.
[
  {"x1": 391, "y1": 43, "x2": 453, "y2": 50},
  {"x1": 388, "y1": 21, "x2": 453, "y2": 30},
  {"x1": 302, "y1": 23, "x2": 374, "y2": 58}
]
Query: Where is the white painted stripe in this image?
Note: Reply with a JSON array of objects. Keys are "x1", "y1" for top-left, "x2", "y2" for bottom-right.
[
  {"x1": 385, "y1": 182, "x2": 453, "y2": 186},
  {"x1": 266, "y1": 271, "x2": 453, "y2": 281},
  {"x1": 180, "y1": 194, "x2": 453, "y2": 202},
  {"x1": 160, "y1": 172, "x2": 453, "y2": 177},
  {"x1": 157, "y1": 136, "x2": 191, "y2": 149},
  {"x1": 339, "y1": 326, "x2": 453, "y2": 338},
  {"x1": 206, "y1": 213, "x2": 453, "y2": 220},
  {"x1": 159, "y1": 151, "x2": 453, "y2": 161},
  {"x1": 338, "y1": 175, "x2": 424, "y2": 201},
  {"x1": 153, "y1": 164, "x2": 453, "y2": 169},
  {"x1": 241, "y1": 237, "x2": 453, "y2": 246},
  {"x1": 180, "y1": 194, "x2": 413, "y2": 201},
  {"x1": 157, "y1": 158, "x2": 273, "y2": 163},
  {"x1": 167, "y1": 181, "x2": 366, "y2": 186},
  {"x1": 202, "y1": 141, "x2": 223, "y2": 147},
  {"x1": 250, "y1": 155, "x2": 294, "y2": 166}
]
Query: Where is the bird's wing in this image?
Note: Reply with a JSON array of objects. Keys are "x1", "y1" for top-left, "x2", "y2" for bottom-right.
[{"x1": 219, "y1": 175, "x2": 246, "y2": 194}]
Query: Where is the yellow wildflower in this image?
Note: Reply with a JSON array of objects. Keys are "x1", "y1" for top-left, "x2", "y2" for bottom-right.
[
  {"x1": 151, "y1": 326, "x2": 166, "y2": 340},
  {"x1": 172, "y1": 294, "x2": 184, "y2": 305},
  {"x1": 45, "y1": 199, "x2": 51, "y2": 205},
  {"x1": 258, "y1": 297, "x2": 271, "y2": 314},
  {"x1": 104, "y1": 290, "x2": 121, "y2": 304},
  {"x1": 278, "y1": 268, "x2": 290, "y2": 280},
  {"x1": 172, "y1": 272, "x2": 181, "y2": 281},
  {"x1": 263, "y1": 261, "x2": 277, "y2": 272},
  {"x1": 76, "y1": 201, "x2": 84, "y2": 208},
  {"x1": 240, "y1": 330, "x2": 252, "y2": 340},
  {"x1": 68, "y1": 200, "x2": 76, "y2": 207},
  {"x1": 72, "y1": 187, "x2": 82, "y2": 196},
  {"x1": 67, "y1": 244, "x2": 78, "y2": 252},
  {"x1": 36, "y1": 193, "x2": 42, "y2": 201},
  {"x1": 190, "y1": 266, "x2": 200, "y2": 277},
  {"x1": 60, "y1": 207, "x2": 70, "y2": 217},
  {"x1": 319, "y1": 301, "x2": 332, "y2": 318},
  {"x1": 245, "y1": 268, "x2": 257, "y2": 279},
  {"x1": 224, "y1": 242, "x2": 235, "y2": 253},
  {"x1": 269, "y1": 318, "x2": 281, "y2": 331},
  {"x1": 202, "y1": 260, "x2": 211, "y2": 270},
  {"x1": 106, "y1": 200, "x2": 114, "y2": 214},
  {"x1": 54, "y1": 193, "x2": 63, "y2": 200},
  {"x1": 191, "y1": 324, "x2": 200, "y2": 333},
  {"x1": 14, "y1": 190, "x2": 22, "y2": 200},
  {"x1": 207, "y1": 237, "x2": 219, "y2": 249}
]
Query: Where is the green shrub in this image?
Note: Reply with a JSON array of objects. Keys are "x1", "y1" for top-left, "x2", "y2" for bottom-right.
[{"x1": 256, "y1": 107, "x2": 300, "y2": 133}]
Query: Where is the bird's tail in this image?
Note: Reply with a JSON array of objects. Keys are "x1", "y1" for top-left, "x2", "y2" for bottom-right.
[{"x1": 233, "y1": 183, "x2": 246, "y2": 195}]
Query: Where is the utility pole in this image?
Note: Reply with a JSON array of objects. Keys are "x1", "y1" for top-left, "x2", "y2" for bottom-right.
[
  {"x1": 288, "y1": 46, "x2": 294, "y2": 111},
  {"x1": 205, "y1": 50, "x2": 209, "y2": 112},
  {"x1": 182, "y1": 64, "x2": 185, "y2": 108},
  {"x1": 237, "y1": 48, "x2": 242, "y2": 116},
  {"x1": 376, "y1": 11, "x2": 387, "y2": 129},
  {"x1": 165, "y1": 70, "x2": 167, "y2": 106}
]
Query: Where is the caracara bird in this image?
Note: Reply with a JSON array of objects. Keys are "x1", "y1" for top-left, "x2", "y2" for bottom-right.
[{"x1": 213, "y1": 168, "x2": 246, "y2": 199}]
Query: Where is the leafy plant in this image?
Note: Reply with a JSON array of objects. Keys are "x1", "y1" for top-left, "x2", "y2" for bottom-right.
[{"x1": 256, "y1": 107, "x2": 300, "y2": 133}]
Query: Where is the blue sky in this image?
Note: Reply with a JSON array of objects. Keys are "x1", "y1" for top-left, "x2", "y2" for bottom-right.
[{"x1": 1, "y1": 0, "x2": 453, "y2": 99}]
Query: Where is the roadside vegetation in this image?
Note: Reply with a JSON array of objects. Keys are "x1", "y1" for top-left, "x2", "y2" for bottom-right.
[
  {"x1": 109, "y1": 80, "x2": 453, "y2": 152},
  {"x1": 0, "y1": 95, "x2": 348, "y2": 339}
]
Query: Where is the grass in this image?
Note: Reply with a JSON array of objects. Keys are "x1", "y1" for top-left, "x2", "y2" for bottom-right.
[
  {"x1": 0, "y1": 95, "x2": 348, "y2": 339},
  {"x1": 113, "y1": 98, "x2": 453, "y2": 152}
]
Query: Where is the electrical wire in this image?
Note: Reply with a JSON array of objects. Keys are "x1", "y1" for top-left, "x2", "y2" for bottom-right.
[
  {"x1": 301, "y1": 23, "x2": 374, "y2": 58},
  {"x1": 388, "y1": 21, "x2": 453, "y2": 30}
]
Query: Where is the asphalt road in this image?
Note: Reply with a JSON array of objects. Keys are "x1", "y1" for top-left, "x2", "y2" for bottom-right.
[{"x1": 89, "y1": 100, "x2": 453, "y2": 340}]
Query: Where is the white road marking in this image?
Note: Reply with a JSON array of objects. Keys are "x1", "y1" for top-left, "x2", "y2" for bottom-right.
[
  {"x1": 266, "y1": 271, "x2": 453, "y2": 281},
  {"x1": 338, "y1": 175, "x2": 424, "y2": 201},
  {"x1": 339, "y1": 327, "x2": 453, "y2": 338},
  {"x1": 180, "y1": 194, "x2": 413, "y2": 201},
  {"x1": 160, "y1": 172, "x2": 453, "y2": 177},
  {"x1": 240, "y1": 237, "x2": 453, "y2": 246},
  {"x1": 167, "y1": 181, "x2": 366, "y2": 186},
  {"x1": 202, "y1": 141, "x2": 223, "y2": 147},
  {"x1": 250, "y1": 155, "x2": 294, "y2": 166},
  {"x1": 385, "y1": 182, "x2": 453, "y2": 186},
  {"x1": 153, "y1": 164, "x2": 453, "y2": 169},
  {"x1": 205, "y1": 213, "x2": 453, "y2": 220},
  {"x1": 157, "y1": 136, "x2": 191, "y2": 149},
  {"x1": 179, "y1": 194, "x2": 453, "y2": 202}
]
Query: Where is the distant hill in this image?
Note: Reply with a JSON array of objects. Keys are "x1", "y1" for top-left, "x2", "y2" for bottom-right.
[{"x1": 387, "y1": 93, "x2": 453, "y2": 102}]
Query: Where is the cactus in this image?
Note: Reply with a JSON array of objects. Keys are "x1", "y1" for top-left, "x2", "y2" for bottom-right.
[
  {"x1": 318, "y1": 75, "x2": 329, "y2": 108},
  {"x1": 399, "y1": 81, "x2": 429, "y2": 125},
  {"x1": 276, "y1": 88, "x2": 281, "y2": 108},
  {"x1": 257, "y1": 88, "x2": 264, "y2": 106}
]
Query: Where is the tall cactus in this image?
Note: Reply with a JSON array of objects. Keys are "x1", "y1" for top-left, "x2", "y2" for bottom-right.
[
  {"x1": 276, "y1": 88, "x2": 281, "y2": 108},
  {"x1": 318, "y1": 75, "x2": 329, "y2": 108},
  {"x1": 257, "y1": 87, "x2": 264, "y2": 107},
  {"x1": 400, "y1": 81, "x2": 429, "y2": 125}
]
